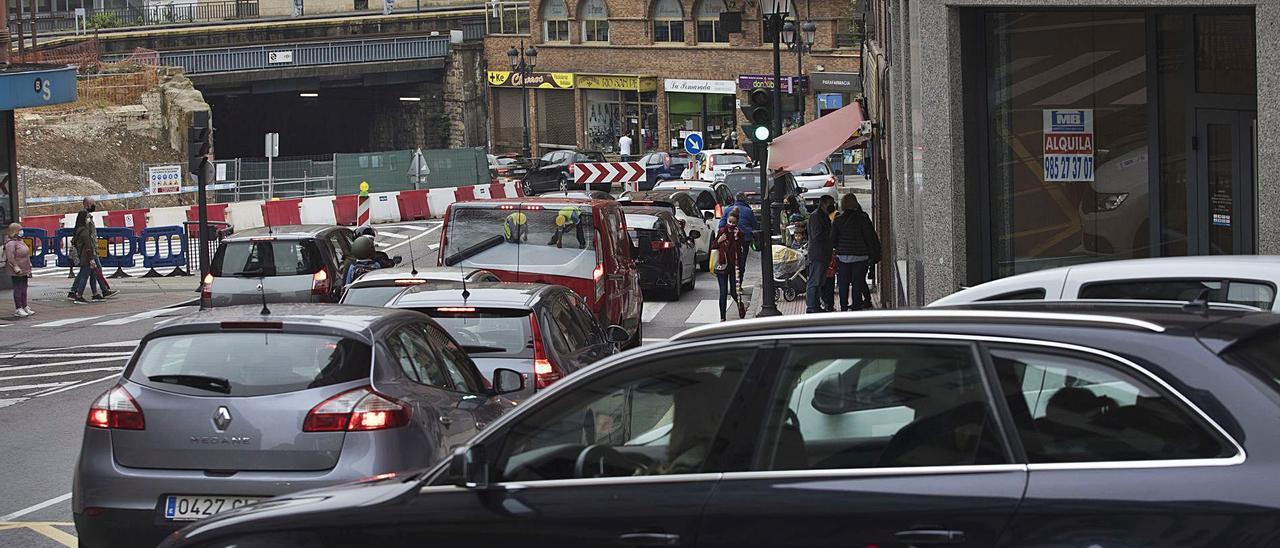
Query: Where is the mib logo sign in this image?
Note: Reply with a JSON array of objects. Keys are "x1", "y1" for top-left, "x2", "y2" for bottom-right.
[{"x1": 32, "y1": 78, "x2": 52, "y2": 101}]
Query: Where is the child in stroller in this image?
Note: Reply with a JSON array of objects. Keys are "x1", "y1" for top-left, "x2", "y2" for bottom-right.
[{"x1": 773, "y1": 218, "x2": 809, "y2": 302}]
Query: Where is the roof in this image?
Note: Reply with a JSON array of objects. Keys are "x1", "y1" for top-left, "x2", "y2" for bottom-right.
[
  {"x1": 349, "y1": 266, "x2": 479, "y2": 285},
  {"x1": 623, "y1": 191, "x2": 682, "y2": 202},
  {"x1": 390, "y1": 282, "x2": 563, "y2": 310},
  {"x1": 537, "y1": 191, "x2": 615, "y2": 201},
  {"x1": 451, "y1": 197, "x2": 615, "y2": 209},
  {"x1": 227, "y1": 225, "x2": 341, "y2": 240},
  {"x1": 702, "y1": 149, "x2": 749, "y2": 155},
  {"x1": 655, "y1": 179, "x2": 715, "y2": 188},
  {"x1": 146, "y1": 304, "x2": 418, "y2": 343}
]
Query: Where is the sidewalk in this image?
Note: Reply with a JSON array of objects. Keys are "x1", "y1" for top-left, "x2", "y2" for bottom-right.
[{"x1": 0, "y1": 271, "x2": 196, "y2": 321}]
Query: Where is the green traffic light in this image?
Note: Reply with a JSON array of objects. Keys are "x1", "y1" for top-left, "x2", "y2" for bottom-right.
[{"x1": 752, "y1": 125, "x2": 773, "y2": 142}]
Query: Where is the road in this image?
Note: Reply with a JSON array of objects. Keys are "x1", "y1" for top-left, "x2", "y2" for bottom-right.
[{"x1": 0, "y1": 217, "x2": 758, "y2": 546}]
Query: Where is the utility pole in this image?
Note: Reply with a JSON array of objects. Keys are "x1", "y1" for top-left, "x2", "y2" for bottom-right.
[{"x1": 756, "y1": 9, "x2": 784, "y2": 318}]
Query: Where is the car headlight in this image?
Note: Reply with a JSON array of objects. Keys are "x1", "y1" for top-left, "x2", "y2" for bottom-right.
[{"x1": 1095, "y1": 192, "x2": 1129, "y2": 212}]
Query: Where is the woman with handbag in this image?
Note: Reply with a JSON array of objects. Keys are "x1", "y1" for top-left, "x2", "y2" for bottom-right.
[
  {"x1": 712, "y1": 210, "x2": 745, "y2": 321},
  {"x1": 4, "y1": 223, "x2": 33, "y2": 317}
]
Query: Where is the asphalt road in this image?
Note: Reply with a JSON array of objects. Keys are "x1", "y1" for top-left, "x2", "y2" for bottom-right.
[{"x1": 0, "y1": 217, "x2": 756, "y2": 546}]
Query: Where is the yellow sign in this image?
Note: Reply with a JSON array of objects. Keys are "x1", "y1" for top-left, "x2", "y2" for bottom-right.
[
  {"x1": 96, "y1": 238, "x2": 108, "y2": 258},
  {"x1": 577, "y1": 74, "x2": 657, "y2": 92},
  {"x1": 487, "y1": 70, "x2": 575, "y2": 89}
]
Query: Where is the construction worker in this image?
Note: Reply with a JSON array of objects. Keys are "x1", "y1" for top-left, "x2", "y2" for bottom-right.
[
  {"x1": 548, "y1": 205, "x2": 586, "y2": 249},
  {"x1": 503, "y1": 212, "x2": 529, "y2": 244}
]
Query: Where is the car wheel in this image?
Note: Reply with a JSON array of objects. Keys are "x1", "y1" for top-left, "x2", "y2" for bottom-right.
[
  {"x1": 627, "y1": 320, "x2": 643, "y2": 349},
  {"x1": 668, "y1": 267, "x2": 683, "y2": 301},
  {"x1": 683, "y1": 267, "x2": 695, "y2": 291}
]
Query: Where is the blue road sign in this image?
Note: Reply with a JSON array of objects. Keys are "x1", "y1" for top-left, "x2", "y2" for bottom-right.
[{"x1": 684, "y1": 132, "x2": 704, "y2": 155}]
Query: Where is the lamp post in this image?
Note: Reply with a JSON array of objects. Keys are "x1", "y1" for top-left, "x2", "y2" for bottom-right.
[
  {"x1": 507, "y1": 42, "x2": 538, "y2": 161},
  {"x1": 782, "y1": 20, "x2": 816, "y2": 123}
]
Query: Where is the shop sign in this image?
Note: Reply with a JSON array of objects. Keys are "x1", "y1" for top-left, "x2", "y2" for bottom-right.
[
  {"x1": 578, "y1": 74, "x2": 657, "y2": 92},
  {"x1": 664, "y1": 78, "x2": 737, "y2": 95},
  {"x1": 0, "y1": 66, "x2": 76, "y2": 110},
  {"x1": 737, "y1": 75, "x2": 809, "y2": 94},
  {"x1": 487, "y1": 70, "x2": 575, "y2": 89},
  {"x1": 811, "y1": 72, "x2": 861, "y2": 92},
  {"x1": 1042, "y1": 109, "x2": 1094, "y2": 182}
]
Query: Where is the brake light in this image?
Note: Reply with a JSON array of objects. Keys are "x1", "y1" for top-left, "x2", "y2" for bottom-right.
[
  {"x1": 707, "y1": 155, "x2": 716, "y2": 168},
  {"x1": 499, "y1": 204, "x2": 518, "y2": 210},
  {"x1": 87, "y1": 385, "x2": 145, "y2": 430},
  {"x1": 303, "y1": 387, "x2": 411, "y2": 432},
  {"x1": 528, "y1": 313, "x2": 563, "y2": 389},
  {"x1": 715, "y1": 203, "x2": 723, "y2": 218},
  {"x1": 651, "y1": 241, "x2": 674, "y2": 250},
  {"x1": 311, "y1": 269, "x2": 329, "y2": 295},
  {"x1": 394, "y1": 279, "x2": 426, "y2": 285},
  {"x1": 251, "y1": 237, "x2": 276, "y2": 242},
  {"x1": 201, "y1": 273, "x2": 213, "y2": 301},
  {"x1": 436, "y1": 307, "x2": 477, "y2": 313},
  {"x1": 824, "y1": 177, "x2": 836, "y2": 187}
]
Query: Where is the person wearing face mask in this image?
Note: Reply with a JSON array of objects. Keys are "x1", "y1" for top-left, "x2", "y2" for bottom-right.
[
  {"x1": 69, "y1": 197, "x2": 104, "y2": 303},
  {"x1": 805, "y1": 195, "x2": 836, "y2": 313}
]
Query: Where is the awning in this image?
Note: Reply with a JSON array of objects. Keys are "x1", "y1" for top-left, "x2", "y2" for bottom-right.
[{"x1": 767, "y1": 101, "x2": 867, "y2": 172}]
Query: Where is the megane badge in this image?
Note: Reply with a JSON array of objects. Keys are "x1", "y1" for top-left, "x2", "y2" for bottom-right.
[{"x1": 213, "y1": 406, "x2": 232, "y2": 431}]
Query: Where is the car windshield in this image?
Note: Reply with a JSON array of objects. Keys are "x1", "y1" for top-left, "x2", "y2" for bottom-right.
[
  {"x1": 425, "y1": 308, "x2": 534, "y2": 360},
  {"x1": 443, "y1": 205, "x2": 598, "y2": 278},
  {"x1": 211, "y1": 240, "x2": 322, "y2": 277},
  {"x1": 341, "y1": 285, "x2": 408, "y2": 306},
  {"x1": 129, "y1": 333, "x2": 372, "y2": 397},
  {"x1": 715, "y1": 154, "x2": 749, "y2": 165},
  {"x1": 796, "y1": 163, "x2": 830, "y2": 176}
]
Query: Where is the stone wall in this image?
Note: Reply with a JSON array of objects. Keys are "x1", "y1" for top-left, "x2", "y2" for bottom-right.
[{"x1": 443, "y1": 42, "x2": 486, "y2": 149}]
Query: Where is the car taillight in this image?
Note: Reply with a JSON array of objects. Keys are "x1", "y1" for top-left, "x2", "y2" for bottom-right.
[
  {"x1": 311, "y1": 269, "x2": 330, "y2": 295},
  {"x1": 87, "y1": 385, "x2": 145, "y2": 430},
  {"x1": 528, "y1": 313, "x2": 563, "y2": 390},
  {"x1": 715, "y1": 203, "x2": 723, "y2": 218},
  {"x1": 707, "y1": 156, "x2": 716, "y2": 168},
  {"x1": 824, "y1": 177, "x2": 836, "y2": 187},
  {"x1": 201, "y1": 273, "x2": 213, "y2": 301},
  {"x1": 303, "y1": 387, "x2": 411, "y2": 432},
  {"x1": 651, "y1": 241, "x2": 674, "y2": 250}
]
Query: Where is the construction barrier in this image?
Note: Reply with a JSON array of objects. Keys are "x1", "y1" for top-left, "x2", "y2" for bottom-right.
[
  {"x1": 396, "y1": 189, "x2": 431, "y2": 221},
  {"x1": 140, "y1": 225, "x2": 189, "y2": 277},
  {"x1": 97, "y1": 227, "x2": 138, "y2": 278},
  {"x1": 261, "y1": 199, "x2": 303, "y2": 227},
  {"x1": 104, "y1": 208, "x2": 150, "y2": 236},
  {"x1": 488, "y1": 183, "x2": 508, "y2": 199},
  {"x1": 454, "y1": 186, "x2": 477, "y2": 203},
  {"x1": 19, "y1": 228, "x2": 48, "y2": 268},
  {"x1": 20, "y1": 214, "x2": 63, "y2": 235},
  {"x1": 52, "y1": 227, "x2": 76, "y2": 268},
  {"x1": 186, "y1": 204, "x2": 230, "y2": 233},
  {"x1": 182, "y1": 221, "x2": 233, "y2": 277},
  {"x1": 333, "y1": 195, "x2": 358, "y2": 226}
]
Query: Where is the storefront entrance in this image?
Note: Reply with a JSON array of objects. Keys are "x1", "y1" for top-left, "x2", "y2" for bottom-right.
[{"x1": 1195, "y1": 109, "x2": 1256, "y2": 255}]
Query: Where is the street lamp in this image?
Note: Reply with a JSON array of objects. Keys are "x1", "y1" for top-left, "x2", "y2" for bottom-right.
[
  {"x1": 783, "y1": 20, "x2": 817, "y2": 122},
  {"x1": 507, "y1": 42, "x2": 538, "y2": 161}
]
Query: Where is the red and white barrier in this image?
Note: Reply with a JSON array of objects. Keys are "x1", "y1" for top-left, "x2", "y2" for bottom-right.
[{"x1": 573, "y1": 161, "x2": 644, "y2": 188}]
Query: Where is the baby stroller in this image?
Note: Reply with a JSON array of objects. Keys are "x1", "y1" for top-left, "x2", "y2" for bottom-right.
[{"x1": 772, "y1": 243, "x2": 808, "y2": 302}]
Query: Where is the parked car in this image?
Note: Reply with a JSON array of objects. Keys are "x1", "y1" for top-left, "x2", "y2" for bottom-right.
[
  {"x1": 522, "y1": 150, "x2": 607, "y2": 195},
  {"x1": 203, "y1": 226, "x2": 362, "y2": 307},
  {"x1": 929, "y1": 255, "x2": 1280, "y2": 310},
  {"x1": 790, "y1": 161, "x2": 839, "y2": 210},
  {"x1": 618, "y1": 190, "x2": 712, "y2": 270},
  {"x1": 626, "y1": 208, "x2": 697, "y2": 300},
  {"x1": 636, "y1": 151, "x2": 689, "y2": 190},
  {"x1": 163, "y1": 301, "x2": 1280, "y2": 548},
  {"x1": 652, "y1": 179, "x2": 735, "y2": 221},
  {"x1": 722, "y1": 169, "x2": 799, "y2": 211},
  {"x1": 689, "y1": 149, "x2": 752, "y2": 182},
  {"x1": 537, "y1": 190, "x2": 616, "y2": 201},
  {"x1": 339, "y1": 267, "x2": 501, "y2": 307},
  {"x1": 388, "y1": 282, "x2": 627, "y2": 402},
  {"x1": 75, "y1": 304, "x2": 524, "y2": 548},
  {"x1": 437, "y1": 197, "x2": 644, "y2": 348},
  {"x1": 488, "y1": 154, "x2": 530, "y2": 183}
]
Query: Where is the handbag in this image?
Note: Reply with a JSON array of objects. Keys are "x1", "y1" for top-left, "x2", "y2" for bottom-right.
[{"x1": 712, "y1": 248, "x2": 728, "y2": 274}]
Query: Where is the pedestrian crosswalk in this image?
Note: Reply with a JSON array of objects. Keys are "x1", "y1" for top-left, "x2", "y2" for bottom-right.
[
  {"x1": 0, "y1": 341, "x2": 140, "y2": 407},
  {"x1": 25, "y1": 306, "x2": 198, "y2": 329}
]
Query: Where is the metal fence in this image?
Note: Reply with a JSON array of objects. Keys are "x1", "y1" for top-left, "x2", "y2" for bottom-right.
[
  {"x1": 8, "y1": 0, "x2": 259, "y2": 35},
  {"x1": 211, "y1": 156, "x2": 335, "y2": 202},
  {"x1": 133, "y1": 35, "x2": 451, "y2": 75}
]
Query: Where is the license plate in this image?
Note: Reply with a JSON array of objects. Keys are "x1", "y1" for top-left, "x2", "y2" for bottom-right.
[{"x1": 164, "y1": 495, "x2": 262, "y2": 521}]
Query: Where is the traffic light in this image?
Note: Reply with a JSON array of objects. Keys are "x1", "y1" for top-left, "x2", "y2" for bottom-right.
[
  {"x1": 188, "y1": 111, "x2": 212, "y2": 175},
  {"x1": 741, "y1": 88, "x2": 774, "y2": 143}
]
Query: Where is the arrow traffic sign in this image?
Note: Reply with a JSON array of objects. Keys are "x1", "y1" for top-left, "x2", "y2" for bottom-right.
[{"x1": 572, "y1": 161, "x2": 644, "y2": 189}]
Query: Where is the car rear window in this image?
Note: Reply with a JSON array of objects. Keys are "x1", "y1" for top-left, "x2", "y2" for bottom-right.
[
  {"x1": 796, "y1": 163, "x2": 830, "y2": 176},
  {"x1": 1078, "y1": 279, "x2": 1276, "y2": 310},
  {"x1": 128, "y1": 333, "x2": 372, "y2": 397},
  {"x1": 715, "y1": 153, "x2": 749, "y2": 165},
  {"x1": 424, "y1": 308, "x2": 533, "y2": 360},
  {"x1": 342, "y1": 285, "x2": 408, "y2": 306},
  {"x1": 1225, "y1": 329, "x2": 1280, "y2": 395},
  {"x1": 724, "y1": 174, "x2": 759, "y2": 195},
  {"x1": 443, "y1": 205, "x2": 598, "y2": 276},
  {"x1": 212, "y1": 240, "x2": 323, "y2": 277}
]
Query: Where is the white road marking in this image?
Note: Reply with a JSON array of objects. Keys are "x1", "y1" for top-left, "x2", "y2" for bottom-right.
[
  {"x1": 41, "y1": 340, "x2": 140, "y2": 350},
  {"x1": 0, "y1": 492, "x2": 72, "y2": 522},
  {"x1": 380, "y1": 232, "x2": 410, "y2": 239},
  {"x1": 0, "y1": 355, "x2": 131, "y2": 372},
  {"x1": 0, "y1": 381, "x2": 76, "y2": 392},
  {"x1": 0, "y1": 397, "x2": 27, "y2": 408},
  {"x1": 0, "y1": 351, "x2": 132, "y2": 359},
  {"x1": 0, "y1": 366, "x2": 124, "y2": 382},
  {"x1": 385, "y1": 224, "x2": 443, "y2": 252},
  {"x1": 395, "y1": 224, "x2": 434, "y2": 231},
  {"x1": 641, "y1": 302, "x2": 666, "y2": 323},
  {"x1": 31, "y1": 316, "x2": 103, "y2": 327},
  {"x1": 685, "y1": 300, "x2": 723, "y2": 324},
  {"x1": 95, "y1": 307, "x2": 187, "y2": 326},
  {"x1": 32, "y1": 373, "x2": 119, "y2": 398}
]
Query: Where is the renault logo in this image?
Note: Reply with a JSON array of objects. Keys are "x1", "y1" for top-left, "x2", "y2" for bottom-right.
[{"x1": 213, "y1": 406, "x2": 232, "y2": 431}]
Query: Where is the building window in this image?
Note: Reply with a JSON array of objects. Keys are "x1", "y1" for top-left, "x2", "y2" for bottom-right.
[
  {"x1": 580, "y1": 0, "x2": 609, "y2": 43},
  {"x1": 695, "y1": 0, "x2": 728, "y2": 43},
  {"x1": 653, "y1": 0, "x2": 684, "y2": 43},
  {"x1": 586, "y1": 90, "x2": 658, "y2": 155},
  {"x1": 542, "y1": 0, "x2": 570, "y2": 42},
  {"x1": 486, "y1": 1, "x2": 530, "y2": 35}
]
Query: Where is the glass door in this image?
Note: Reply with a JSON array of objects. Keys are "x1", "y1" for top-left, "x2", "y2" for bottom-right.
[{"x1": 1194, "y1": 109, "x2": 1256, "y2": 255}]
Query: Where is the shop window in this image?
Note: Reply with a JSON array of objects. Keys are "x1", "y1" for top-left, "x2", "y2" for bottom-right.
[
  {"x1": 537, "y1": 89, "x2": 577, "y2": 149},
  {"x1": 580, "y1": 0, "x2": 609, "y2": 43},
  {"x1": 542, "y1": 0, "x2": 570, "y2": 43},
  {"x1": 586, "y1": 90, "x2": 658, "y2": 155},
  {"x1": 653, "y1": 0, "x2": 684, "y2": 43},
  {"x1": 1195, "y1": 15, "x2": 1256, "y2": 96},
  {"x1": 695, "y1": 0, "x2": 728, "y2": 43}
]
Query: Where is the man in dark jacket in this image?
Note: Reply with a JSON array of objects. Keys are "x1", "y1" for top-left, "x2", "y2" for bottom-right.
[
  {"x1": 805, "y1": 195, "x2": 836, "y2": 313},
  {"x1": 830, "y1": 193, "x2": 882, "y2": 311}
]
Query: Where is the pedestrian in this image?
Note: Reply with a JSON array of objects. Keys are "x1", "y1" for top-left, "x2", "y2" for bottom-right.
[
  {"x1": 4, "y1": 223, "x2": 33, "y2": 317},
  {"x1": 618, "y1": 132, "x2": 633, "y2": 162},
  {"x1": 712, "y1": 210, "x2": 744, "y2": 322},
  {"x1": 805, "y1": 195, "x2": 836, "y2": 313},
  {"x1": 70, "y1": 198, "x2": 104, "y2": 304},
  {"x1": 718, "y1": 193, "x2": 757, "y2": 286},
  {"x1": 830, "y1": 193, "x2": 882, "y2": 311},
  {"x1": 85, "y1": 200, "x2": 118, "y2": 299}
]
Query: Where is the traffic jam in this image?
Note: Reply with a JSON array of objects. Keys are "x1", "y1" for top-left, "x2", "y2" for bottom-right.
[{"x1": 68, "y1": 150, "x2": 1280, "y2": 547}]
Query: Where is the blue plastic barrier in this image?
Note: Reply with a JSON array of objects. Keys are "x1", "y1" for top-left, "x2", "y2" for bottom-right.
[
  {"x1": 96, "y1": 227, "x2": 137, "y2": 278},
  {"x1": 18, "y1": 228, "x2": 48, "y2": 268},
  {"x1": 140, "y1": 225, "x2": 189, "y2": 277},
  {"x1": 52, "y1": 227, "x2": 76, "y2": 268}
]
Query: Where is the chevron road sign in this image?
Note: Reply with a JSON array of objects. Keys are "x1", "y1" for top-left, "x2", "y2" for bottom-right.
[{"x1": 572, "y1": 161, "x2": 644, "y2": 191}]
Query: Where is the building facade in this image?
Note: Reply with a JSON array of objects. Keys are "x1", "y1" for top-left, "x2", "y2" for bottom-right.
[
  {"x1": 863, "y1": 0, "x2": 1274, "y2": 307},
  {"x1": 482, "y1": 0, "x2": 860, "y2": 158}
]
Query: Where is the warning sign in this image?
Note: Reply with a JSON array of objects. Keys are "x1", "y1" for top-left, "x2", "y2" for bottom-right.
[{"x1": 1043, "y1": 109, "x2": 1094, "y2": 182}]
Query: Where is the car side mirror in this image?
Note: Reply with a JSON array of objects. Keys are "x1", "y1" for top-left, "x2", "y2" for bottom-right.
[
  {"x1": 447, "y1": 446, "x2": 489, "y2": 489},
  {"x1": 703, "y1": 211, "x2": 715, "y2": 221},
  {"x1": 392, "y1": 256, "x2": 403, "y2": 265},
  {"x1": 492, "y1": 368, "x2": 525, "y2": 395},
  {"x1": 606, "y1": 325, "x2": 630, "y2": 344},
  {"x1": 688, "y1": 230, "x2": 702, "y2": 240}
]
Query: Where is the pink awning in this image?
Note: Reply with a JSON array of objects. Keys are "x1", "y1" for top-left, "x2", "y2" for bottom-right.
[{"x1": 767, "y1": 101, "x2": 866, "y2": 172}]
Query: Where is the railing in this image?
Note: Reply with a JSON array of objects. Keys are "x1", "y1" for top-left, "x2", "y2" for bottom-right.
[
  {"x1": 8, "y1": 0, "x2": 259, "y2": 35},
  {"x1": 461, "y1": 20, "x2": 484, "y2": 41},
  {"x1": 110, "y1": 35, "x2": 450, "y2": 75},
  {"x1": 211, "y1": 156, "x2": 336, "y2": 202}
]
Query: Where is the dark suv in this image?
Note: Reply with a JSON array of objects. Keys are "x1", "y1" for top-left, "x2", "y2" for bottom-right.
[
  {"x1": 522, "y1": 150, "x2": 607, "y2": 194},
  {"x1": 163, "y1": 302, "x2": 1280, "y2": 548}
]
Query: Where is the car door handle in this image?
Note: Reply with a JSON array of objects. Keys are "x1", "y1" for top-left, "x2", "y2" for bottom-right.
[
  {"x1": 618, "y1": 532, "x2": 681, "y2": 546},
  {"x1": 894, "y1": 529, "x2": 966, "y2": 544},
  {"x1": 438, "y1": 416, "x2": 453, "y2": 427}
]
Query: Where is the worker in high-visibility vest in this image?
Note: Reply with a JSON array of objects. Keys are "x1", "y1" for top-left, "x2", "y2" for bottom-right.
[
  {"x1": 503, "y1": 212, "x2": 529, "y2": 244},
  {"x1": 548, "y1": 206, "x2": 586, "y2": 249}
]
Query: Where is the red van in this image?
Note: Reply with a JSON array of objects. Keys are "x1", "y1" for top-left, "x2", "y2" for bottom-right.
[{"x1": 438, "y1": 198, "x2": 644, "y2": 348}]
